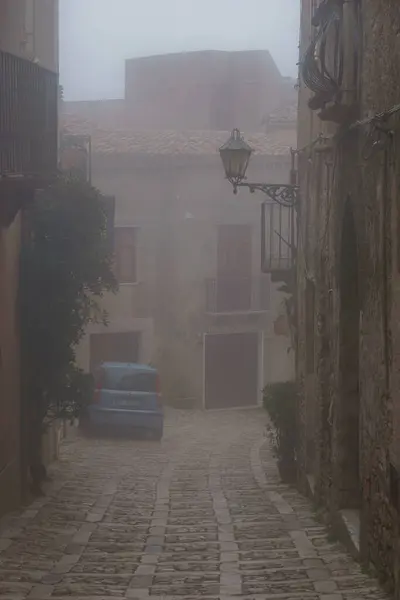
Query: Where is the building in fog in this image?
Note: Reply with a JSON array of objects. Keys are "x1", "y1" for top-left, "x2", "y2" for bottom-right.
[
  {"x1": 296, "y1": 0, "x2": 400, "y2": 594},
  {"x1": 124, "y1": 50, "x2": 282, "y2": 132},
  {"x1": 63, "y1": 49, "x2": 297, "y2": 408},
  {"x1": 0, "y1": 0, "x2": 59, "y2": 516},
  {"x1": 64, "y1": 49, "x2": 297, "y2": 134}
]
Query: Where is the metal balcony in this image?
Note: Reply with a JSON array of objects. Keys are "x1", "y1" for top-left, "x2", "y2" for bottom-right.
[
  {"x1": 0, "y1": 49, "x2": 58, "y2": 180},
  {"x1": 261, "y1": 201, "x2": 296, "y2": 279},
  {"x1": 205, "y1": 277, "x2": 270, "y2": 314},
  {"x1": 60, "y1": 134, "x2": 91, "y2": 183}
]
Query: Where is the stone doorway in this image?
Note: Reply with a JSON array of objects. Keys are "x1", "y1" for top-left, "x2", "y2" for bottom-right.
[{"x1": 338, "y1": 200, "x2": 361, "y2": 509}]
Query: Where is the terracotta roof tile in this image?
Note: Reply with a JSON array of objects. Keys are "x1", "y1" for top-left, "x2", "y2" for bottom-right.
[{"x1": 61, "y1": 113, "x2": 296, "y2": 157}]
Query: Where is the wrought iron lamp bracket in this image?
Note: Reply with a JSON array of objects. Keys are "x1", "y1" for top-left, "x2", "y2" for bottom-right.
[{"x1": 232, "y1": 181, "x2": 299, "y2": 208}]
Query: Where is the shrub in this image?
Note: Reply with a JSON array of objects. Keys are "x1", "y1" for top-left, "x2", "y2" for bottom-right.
[
  {"x1": 20, "y1": 177, "x2": 117, "y2": 493},
  {"x1": 263, "y1": 381, "x2": 298, "y2": 483}
]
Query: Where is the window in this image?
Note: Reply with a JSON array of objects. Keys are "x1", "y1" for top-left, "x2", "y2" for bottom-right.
[
  {"x1": 117, "y1": 372, "x2": 158, "y2": 393},
  {"x1": 114, "y1": 228, "x2": 137, "y2": 284}
]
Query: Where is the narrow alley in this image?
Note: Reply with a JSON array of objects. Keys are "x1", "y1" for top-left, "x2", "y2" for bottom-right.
[{"x1": 0, "y1": 409, "x2": 388, "y2": 600}]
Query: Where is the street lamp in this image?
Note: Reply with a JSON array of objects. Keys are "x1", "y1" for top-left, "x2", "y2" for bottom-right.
[
  {"x1": 219, "y1": 129, "x2": 299, "y2": 207},
  {"x1": 219, "y1": 128, "x2": 253, "y2": 189}
]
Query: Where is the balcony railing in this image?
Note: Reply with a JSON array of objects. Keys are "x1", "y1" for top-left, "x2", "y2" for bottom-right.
[
  {"x1": 261, "y1": 201, "x2": 296, "y2": 276},
  {"x1": 0, "y1": 49, "x2": 58, "y2": 178},
  {"x1": 205, "y1": 277, "x2": 270, "y2": 314},
  {"x1": 60, "y1": 134, "x2": 91, "y2": 183}
]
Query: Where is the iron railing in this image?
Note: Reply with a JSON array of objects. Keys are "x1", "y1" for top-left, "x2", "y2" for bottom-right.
[
  {"x1": 300, "y1": 0, "x2": 343, "y2": 104},
  {"x1": 205, "y1": 276, "x2": 270, "y2": 314},
  {"x1": 261, "y1": 201, "x2": 296, "y2": 274},
  {"x1": 0, "y1": 49, "x2": 58, "y2": 177},
  {"x1": 60, "y1": 134, "x2": 92, "y2": 183}
]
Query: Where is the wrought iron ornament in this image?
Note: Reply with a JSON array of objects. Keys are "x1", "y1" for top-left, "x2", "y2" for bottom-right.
[
  {"x1": 233, "y1": 182, "x2": 299, "y2": 207},
  {"x1": 219, "y1": 129, "x2": 299, "y2": 208},
  {"x1": 219, "y1": 129, "x2": 298, "y2": 275}
]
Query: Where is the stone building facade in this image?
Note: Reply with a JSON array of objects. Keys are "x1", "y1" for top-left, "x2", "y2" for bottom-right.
[
  {"x1": 63, "y1": 49, "x2": 297, "y2": 409},
  {"x1": 63, "y1": 124, "x2": 296, "y2": 408},
  {"x1": 296, "y1": 0, "x2": 400, "y2": 594}
]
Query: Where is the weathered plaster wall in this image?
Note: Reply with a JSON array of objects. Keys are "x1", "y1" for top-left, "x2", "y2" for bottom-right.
[
  {"x1": 0, "y1": 0, "x2": 59, "y2": 71},
  {"x1": 0, "y1": 0, "x2": 58, "y2": 518},
  {"x1": 124, "y1": 50, "x2": 282, "y2": 132},
  {"x1": 77, "y1": 154, "x2": 295, "y2": 405}
]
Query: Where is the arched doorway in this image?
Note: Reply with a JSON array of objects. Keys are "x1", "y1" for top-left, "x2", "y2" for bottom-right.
[{"x1": 338, "y1": 200, "x2": 361, "y2": 508}]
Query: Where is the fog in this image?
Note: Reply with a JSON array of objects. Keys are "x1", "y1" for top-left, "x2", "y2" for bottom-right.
[{"x1": 60, "y1": 0, "x2": 300, "y2": 101}]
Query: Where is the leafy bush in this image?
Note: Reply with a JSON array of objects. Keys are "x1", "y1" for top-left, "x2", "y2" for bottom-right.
[
  {"x1": 20, "y1": 177, "x2": 117, "y2": 491},
  {"x1": 263, "y1": 381, "x2": 298, "y2": 482}
]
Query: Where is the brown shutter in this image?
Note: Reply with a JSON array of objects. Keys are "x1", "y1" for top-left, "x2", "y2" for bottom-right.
[{"x1": 114, "y1": 228, "x2": 137, "y2": 283}]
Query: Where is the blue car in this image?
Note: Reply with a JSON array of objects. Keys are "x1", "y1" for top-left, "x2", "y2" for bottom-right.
[{"x1": 87, "y1": 362, "x2": 164, "y2": 440}]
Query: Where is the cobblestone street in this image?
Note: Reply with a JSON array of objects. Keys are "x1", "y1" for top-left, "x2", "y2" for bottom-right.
[{"x1": 0, "y1": 409, "x2": 388, "y2": 599}]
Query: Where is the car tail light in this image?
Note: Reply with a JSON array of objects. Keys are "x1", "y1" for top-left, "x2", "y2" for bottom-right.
[{"x1": 93, "y1": 368, "x2": 104, "y2": 404}]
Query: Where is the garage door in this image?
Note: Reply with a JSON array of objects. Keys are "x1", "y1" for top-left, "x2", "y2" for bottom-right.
[
  {"x1": 204, "y1": 332, "x2": 258, "y2": 409},
  {"x1": 90, "y1": 332, "x2": 140, "y2": 372}
]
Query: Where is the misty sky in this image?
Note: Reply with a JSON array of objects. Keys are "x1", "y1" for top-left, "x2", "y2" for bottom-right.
[{"x1": 60, "y1": 0, "x2": 300, "y2": 101}]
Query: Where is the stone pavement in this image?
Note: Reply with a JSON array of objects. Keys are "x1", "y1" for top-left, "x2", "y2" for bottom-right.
[{"x1": 0, "y1": 408, "x2": 389, "y2": 599}]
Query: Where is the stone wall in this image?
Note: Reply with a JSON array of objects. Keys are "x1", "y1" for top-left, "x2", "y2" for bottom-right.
[{"x1": 297, "y1": 0, "x2": 400, "y2": 594}]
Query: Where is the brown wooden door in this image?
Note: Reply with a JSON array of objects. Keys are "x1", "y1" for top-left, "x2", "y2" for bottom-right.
[
  {"x1": 89, "y1": 332, "x2": 140, "y2": 372},
  {"x1": 217, "y1": 224, "x2": 252, "y2": 311},
  {"x1": 204, "y1": 332, "x2": 258, "y2": 409}
]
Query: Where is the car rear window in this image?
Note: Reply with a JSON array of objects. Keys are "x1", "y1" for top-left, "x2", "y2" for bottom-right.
[
  {"x1": 117, "y1": 372, "x2": 157, "y2": 392},
  {"x1": 94, "y1": 366, "x2": 158, "y2": 392}
]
